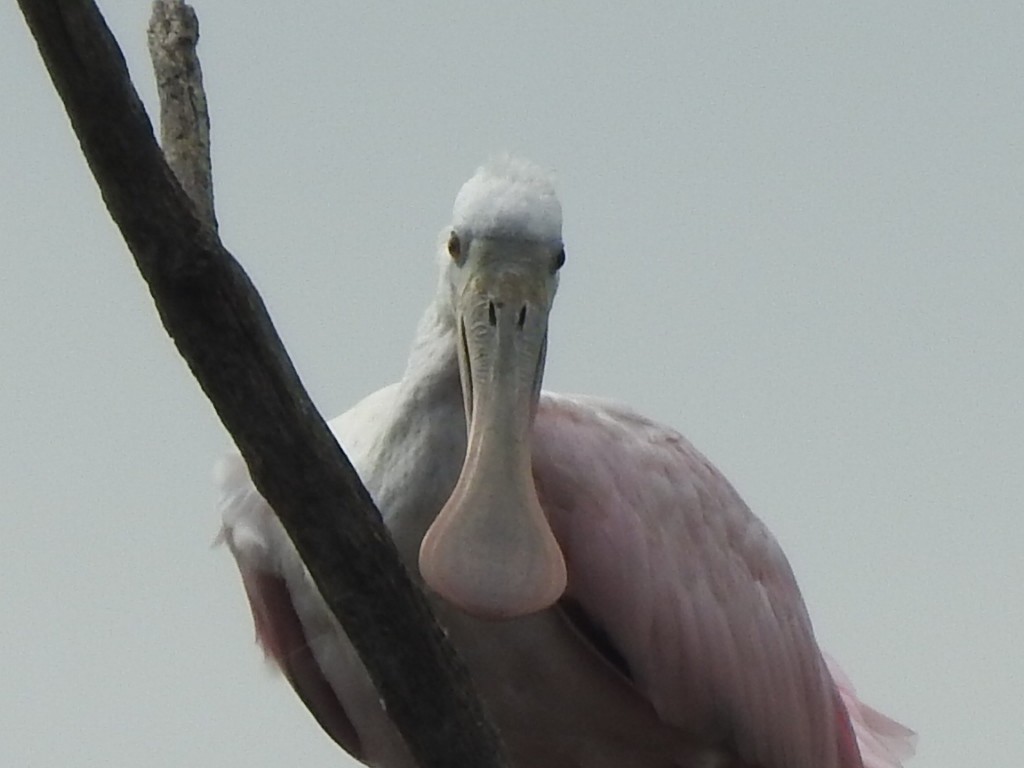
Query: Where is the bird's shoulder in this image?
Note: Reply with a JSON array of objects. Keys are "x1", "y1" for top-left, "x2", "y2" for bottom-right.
[
  {"x1": 533, "y1": 392, "x2": 842, "y2": 767},
  {"x1": 328, "y1": 382, "x2": 404, "y2": 457},
  {"x1": 218, "y1": 382, "x2": 403, "y2": 568},
  {"x1": 534, "y1": 391, "x2": 787, "y2": 576}
]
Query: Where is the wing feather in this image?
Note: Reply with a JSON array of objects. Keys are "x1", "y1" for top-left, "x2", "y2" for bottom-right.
[
  {"x1": 826, "y1": 655, "x2": 918, "y2": 768},
  {"x1": 532, "y1": 394, "x2": 872, "y2": 768},
  {"x1": 217, "y1": 454, "x2": 364, "y2": 760}
]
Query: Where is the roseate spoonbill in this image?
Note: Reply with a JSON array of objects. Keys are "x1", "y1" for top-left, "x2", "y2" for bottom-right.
[{"x1": 219, "y1": 158, "x2": 915, "y2": 768}]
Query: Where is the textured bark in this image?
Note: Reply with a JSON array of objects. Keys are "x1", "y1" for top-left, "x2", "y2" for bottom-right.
[
  {"x1": 147, "y1": 0, "x2": 217, "y2": 230},
  {"x1": 17, "y1": 2, "x2": 509, "y2": 767}
]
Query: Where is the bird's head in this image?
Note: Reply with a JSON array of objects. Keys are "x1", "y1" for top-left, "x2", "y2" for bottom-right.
[{"x1": 419, "y1": 158, "x2": 568, "y2": 620}]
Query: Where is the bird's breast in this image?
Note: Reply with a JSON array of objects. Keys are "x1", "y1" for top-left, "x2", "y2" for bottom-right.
[{"x1": 427, "y1": 601, "x2": 721, "y2": 768}]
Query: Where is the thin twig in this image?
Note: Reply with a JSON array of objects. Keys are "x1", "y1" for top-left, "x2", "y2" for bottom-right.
[{"x1": 147, "y1": 0, "x2": 217, "y2": 230}]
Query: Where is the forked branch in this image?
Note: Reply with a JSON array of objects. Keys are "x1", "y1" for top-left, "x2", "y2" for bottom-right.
[{"x1": 16, "y1": 1, "x2": 508, "y2": 766}]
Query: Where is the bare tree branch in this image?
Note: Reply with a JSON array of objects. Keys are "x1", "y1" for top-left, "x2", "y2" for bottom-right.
[
  {"x1": 147, "y1": 0, "x2": 216, "y2": 230},
  {"x1": 16, "y1": 1, "x2": 509, "y2": 766}
]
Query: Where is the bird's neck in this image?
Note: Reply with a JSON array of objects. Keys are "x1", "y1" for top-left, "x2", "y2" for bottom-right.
[
  {"x1": 400, "y1": 289, "x2": 462, "y2": 402},
  {"x1": 370, "y1": 292, "x2": 467, "y2": 560}
]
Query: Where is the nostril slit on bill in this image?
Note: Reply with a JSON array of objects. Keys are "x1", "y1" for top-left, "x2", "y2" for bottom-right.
[
  {"x1": 488, "y1": 301, "x2": 497, "y2": 326},
  {"x1": 517, "y1": 306, "x2": 527, "y2": 328}
]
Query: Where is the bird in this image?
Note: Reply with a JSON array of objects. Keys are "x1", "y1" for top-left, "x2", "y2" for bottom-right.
[{"x1": 218, "y1": 157, "x2": 916, "y2": 768}]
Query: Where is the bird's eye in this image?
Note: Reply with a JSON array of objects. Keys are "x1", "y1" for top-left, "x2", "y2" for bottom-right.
[
  {"x1": 553, "y1": 247, "x2": 566, "y2": 271},
  {"x1": 448, "y1": 232, "x2": 462, "y2": 261}
]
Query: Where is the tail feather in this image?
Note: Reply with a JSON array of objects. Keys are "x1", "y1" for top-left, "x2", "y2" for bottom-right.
[{"x1": 825, "y1": 655, "x2": 917, "y2": 768}]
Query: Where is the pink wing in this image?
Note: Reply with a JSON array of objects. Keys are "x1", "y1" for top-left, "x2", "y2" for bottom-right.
[
  {"x1": 826, "y1": 655, "x2": 918, "y2": 768},
  {"x1": 227, "y1": 550, "x2": 365, "y2": 759},
  {"x1": 217, "y1": 456, "x2": 365, "y2": 761},
  {"x1": 532, "y1": 394, "x2": 913, "y2": 768}
]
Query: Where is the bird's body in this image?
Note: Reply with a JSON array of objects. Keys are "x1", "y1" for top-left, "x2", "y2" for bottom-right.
[{"x1": 220, "y1": 159, "x2": 915, "y2": 768}]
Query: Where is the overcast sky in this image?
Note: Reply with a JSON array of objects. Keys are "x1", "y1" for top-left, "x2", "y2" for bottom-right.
[{"x1": 2, "y1": 2, "x2": 1021, "y2": 767}]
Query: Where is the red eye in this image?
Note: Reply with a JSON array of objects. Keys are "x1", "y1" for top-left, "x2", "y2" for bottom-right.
[{"x1": 448, "y1": 232, "x2": 462, "y2": 261}]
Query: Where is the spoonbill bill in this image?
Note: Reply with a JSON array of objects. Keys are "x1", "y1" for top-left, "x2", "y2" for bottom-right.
[{"x1": 219, "y1": 158, "x2": 915, "y2": 768}]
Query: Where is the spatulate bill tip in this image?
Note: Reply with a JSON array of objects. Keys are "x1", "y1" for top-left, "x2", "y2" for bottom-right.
[{"x1": 419, "y1": 493, "x2": 567, "y2": 620}]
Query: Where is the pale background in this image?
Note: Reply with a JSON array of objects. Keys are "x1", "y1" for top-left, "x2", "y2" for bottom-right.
[{"x1": 2, "y1": 2, "x2": 1020, "y2": 766}]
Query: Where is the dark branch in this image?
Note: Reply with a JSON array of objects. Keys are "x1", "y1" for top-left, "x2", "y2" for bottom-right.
[{"x1": 16, "y1": 1, "x2": 509, "y2": 766}]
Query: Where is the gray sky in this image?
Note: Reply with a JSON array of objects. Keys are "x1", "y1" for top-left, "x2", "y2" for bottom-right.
[{"x1": 2, "y1": 2, "x2": 1020, "y2": 766}]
